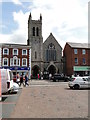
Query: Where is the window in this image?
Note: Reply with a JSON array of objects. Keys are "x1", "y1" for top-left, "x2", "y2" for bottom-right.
[
  {"x1": 74, "y1": 49, "x2": 78, "y2": 54},
  {"x1": 35, "y1": 51, "x2": 37, "y2": 59},
  {"x1": 22, "y1": 49, "x2": 27, "y2": 55},
  {"x1": 13, "y1": 49, "x2": 18, "y2": 55},
  {"x1": 3, "y1": 48, "x2": 9, "y2": 55},
  {"x1": 36, "y1": 27, "x2": 39, "y2": 36},
  {"x1": 32, "y1": 27, "x2": 35, "y2": 36},
  {"x1": 46, "y1": 43, "x2": 56, "y2": 61},
  {"x1": 75, "y1": 58, "x2": 78, "y2": 64},
  {"x1": 10, "y1": 58, "x2": 13, "y2": 66},
  {"x1": 82, "y1": 49, "x2": 86, "y2": 54},
  {"x1": 22, "y1": 58, "x2": 27, "y2": 66},
  {"x1": 10, "y1": 57, "x2": 20, "y2": 66},
  {"x1": 3, "y1": 58, "x2": 8, "y2": 66},
  {"x1": 83, "y1": 58, "x2": 86, "y2": 65}
]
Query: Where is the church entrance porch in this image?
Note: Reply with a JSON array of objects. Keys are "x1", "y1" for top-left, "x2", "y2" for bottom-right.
[
  {"x1": 32, "y1": 65, "x2": 40, "y2": 79},
  {"x1": 48, "y1": 65, "x2": 56, "y2": 75}
]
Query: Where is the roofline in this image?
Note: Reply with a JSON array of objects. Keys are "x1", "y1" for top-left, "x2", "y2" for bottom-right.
[
  {"x1": 0, "y1": 43, "x2": 31, "y2": 48},
  {"x1": 66, "y1": 42, "x2": 90, "y2": 49}
]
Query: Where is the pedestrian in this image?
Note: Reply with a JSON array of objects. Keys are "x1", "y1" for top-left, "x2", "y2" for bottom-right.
[
  {"x1": 16, "y1": 73, "x2": 20, "y2": 86},
  {"x1": 37, "y1": 73, "x2": 40, "y2": 80},
  {"x1": 20, "y1": 73, "x2": 23, "y2": 87},
  {"x1": 25, "y1": 72, "x2": 29, "y2": 86},
  {"x1": 49, "y1": 73, "x2": 52, "y2": 80}
]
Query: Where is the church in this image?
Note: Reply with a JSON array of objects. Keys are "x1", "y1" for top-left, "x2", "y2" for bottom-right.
[{"x1": 27, "y1": 13, "x2": 63, "y2": 78}]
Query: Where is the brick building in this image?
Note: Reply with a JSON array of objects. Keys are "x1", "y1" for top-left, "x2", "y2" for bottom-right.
[
  {"x1": 63, "y1": 42, "x2": 90, "y2": 76},
  {"x1": 0, "y1": 43, "x2": 31, "y2": 78}
]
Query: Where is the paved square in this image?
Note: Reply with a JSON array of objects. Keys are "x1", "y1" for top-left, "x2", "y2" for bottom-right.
[{"x1": 10, "y1": 81, "x2": 88, "y2": 118}]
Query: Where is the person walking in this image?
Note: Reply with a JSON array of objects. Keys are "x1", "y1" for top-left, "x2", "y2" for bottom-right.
[
  {"x1": 25, "y1": 73, "x2": 29, "y2": 86},
  {"x1": 20, "y1": 73, "x2": 24, "y2": 87},
  {"x1": 49, "y1": 73, "x2": 52, "y2": 80},
  {"x1": 16, "y1": 73, "x2": 20, "y2": 86},
  {"x1": 37, "y1": 73, "x2": 40, "y2": 80}
]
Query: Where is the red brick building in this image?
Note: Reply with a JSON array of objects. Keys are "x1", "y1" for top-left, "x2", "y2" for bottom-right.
[
  {"x1": 63, "y1": 42, "x2": 90, "y2": 76},
  {"x1": 0, "y1": 43, "x2": 31, "y2": 78}
]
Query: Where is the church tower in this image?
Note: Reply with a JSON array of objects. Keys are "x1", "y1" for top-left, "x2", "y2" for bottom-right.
[{"x1": 27, "y1": 13, "x2": 43, "y2": 78}]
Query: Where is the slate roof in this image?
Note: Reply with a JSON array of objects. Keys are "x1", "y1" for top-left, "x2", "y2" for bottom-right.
[{"x1": 67, "y1": 42, "x2": 90, "y2": 48}]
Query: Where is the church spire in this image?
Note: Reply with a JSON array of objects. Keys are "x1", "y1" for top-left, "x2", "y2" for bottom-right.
[{"x1": 40, "y1": 13, "x2": 42, "y2": 21}]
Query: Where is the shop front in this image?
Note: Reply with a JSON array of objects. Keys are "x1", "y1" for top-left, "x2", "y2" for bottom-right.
[
  {"x1": 0, "y1": 66, "x2": 31, "y2": 79},
  {"x1": 73, "y1": 66, "x2": 90, "y2": 76}
]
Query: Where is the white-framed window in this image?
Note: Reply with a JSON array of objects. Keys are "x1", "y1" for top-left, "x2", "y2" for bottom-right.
[
  {"x1": 74, "y1": 49, "x2": 78, "y2": 54},
  {"x1": 82, "y1": 49, "x2": 86, "y2": 54},
  {"x1": 10, "y1": 57, "x2": 20, "y2": 66},
  {"x1": 3, "y1": 58, "x2": 8, "y2": 66},
  {"x1": 22, "y1": 49, "x2": 27, "y2": 55},
  {"x1": 13, "y1": 49, "x2": 18, "y2": 55},
  {"x1": 22, "y1": 58, "x2": 27, "y2": 66},
  {"x1": 3, "y1": 48, "x2": 9, "y2": 55},
  {"x1": 75, "y1": 58, "x2": 78, "y2": 64}
]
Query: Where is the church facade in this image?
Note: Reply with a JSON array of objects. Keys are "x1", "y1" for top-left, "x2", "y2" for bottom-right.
[{"x1": 27, "y1": 13, "x2": 62, "y2": 78}]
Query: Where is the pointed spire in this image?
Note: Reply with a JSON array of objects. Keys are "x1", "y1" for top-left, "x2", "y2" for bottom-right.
[
  {"x1": 28, "y1": 12, "x2": 32, "y2": 22},
  {"x1": 40, "y1": 13, "x2": 42, "y2": 21},
  {"x1": 30, "y1": 12, "x2": 32, "y2": 18}
]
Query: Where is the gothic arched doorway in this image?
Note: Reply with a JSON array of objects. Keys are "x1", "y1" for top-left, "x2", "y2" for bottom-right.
[
  {"x1": 48, "y1": 65, "x2": 56, "y2": 75},
  {"x1": 32, "y1": 65, "x2": 40, "y2": 79}
]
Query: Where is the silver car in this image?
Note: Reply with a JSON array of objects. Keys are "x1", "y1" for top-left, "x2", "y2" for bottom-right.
[{"x1": 68, "y1": 76, "x2": 90, "y2": 89}]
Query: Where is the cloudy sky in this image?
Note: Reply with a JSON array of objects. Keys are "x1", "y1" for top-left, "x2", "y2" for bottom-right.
[{"x1": 0, "y1": 0, "x2": 89, "y2": 48}]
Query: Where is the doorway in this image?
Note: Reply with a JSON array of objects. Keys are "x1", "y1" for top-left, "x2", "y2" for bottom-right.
[
  {"x1": 48, "y1": 65, "x2": 56, "y2": 75},
  {"x1": 32, "y1": 65, "x2": 40, "y2": 79}
]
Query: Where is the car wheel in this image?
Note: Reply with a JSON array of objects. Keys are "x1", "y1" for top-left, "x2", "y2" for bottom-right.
[
  {"x1": 70, "y1": 87, "x2": 73, "y2": 89},
  {"x1": 74, "y1": 84, "x2": 80, "y2": 89}
]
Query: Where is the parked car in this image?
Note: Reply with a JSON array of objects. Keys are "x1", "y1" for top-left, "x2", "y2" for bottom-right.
[
  {"x1": 68, "y1": 76, "x2": 90, "y2": 89},
  {"x1": 51, "y1": 74, "x2": 69, "y2": 82}
]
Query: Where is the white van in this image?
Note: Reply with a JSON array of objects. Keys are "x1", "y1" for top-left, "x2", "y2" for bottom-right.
[
  {"x1": 1, "y1": 69, "x2": 13, "y2": 93},
  {"x1": 0, "y1": 69, "x2": 19, "y2": 94}
]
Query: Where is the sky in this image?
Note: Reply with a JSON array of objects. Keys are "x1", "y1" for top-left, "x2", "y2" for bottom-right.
[{"x1": 0, "y1": 0, "x2": 89, "y2": 48}]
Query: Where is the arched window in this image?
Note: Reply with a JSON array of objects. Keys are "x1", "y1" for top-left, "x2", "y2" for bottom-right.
[
  {"x1": 36, "y1": 27, "x2": 39, "y2": 36},
  {"x1": 32, "y1": 27, "x2": 35, "y2": 36},
  {"x1": 46, "y1": 43, "x2": 56, "y2": 61}
]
